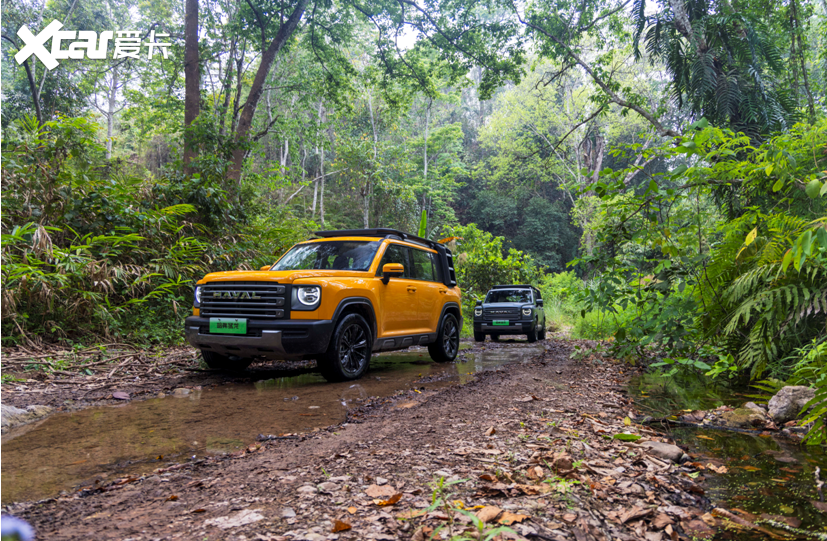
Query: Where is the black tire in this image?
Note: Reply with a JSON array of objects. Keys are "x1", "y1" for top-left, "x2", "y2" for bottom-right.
[
  {"x1": 527, "y1": 321, "x2": 538, "y2": 343},
  {"x1": 318, "y1": 313, "x2": 372, "y2": 382},
  {"x1": 539, "y1": 326, "x2": 547, "y2": 340},
  {"x1": 474, "y1": 331, "x2": 486, "y2": 342},
  {"x1": 429, "y1": 313, "x2": 460, "y2": 363},
  {"x1": 491, "y1": 334, "x2": 500, "y2": 342},
  {"x1": 202, "y1": 350, "x2": 252, "y2": 371}
]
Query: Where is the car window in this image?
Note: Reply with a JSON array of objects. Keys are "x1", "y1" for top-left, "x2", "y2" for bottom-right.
[
  {"x1": 411, "y1": 248, "x2": 436, "y2": 281},
  {"x1": 376, "y1": 244, "x2": 411, "y2": 278},
  {"x1": 273, "y1": 241, "x2": 381, "y2": 271},
  {"x1": 485, "y1": 289, "x2": 532, "y2": 303}
]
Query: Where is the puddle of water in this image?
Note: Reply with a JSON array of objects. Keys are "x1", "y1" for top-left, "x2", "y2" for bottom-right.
[
  {"x1": 630, "y1": 372, "x2": 827, "y2": 538},
  {"x1": 1, "y1": 343, "x2": 543, "y2": 504}
]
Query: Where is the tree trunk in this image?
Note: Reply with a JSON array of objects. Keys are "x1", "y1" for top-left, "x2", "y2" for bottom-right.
[
  {"x1": 106, "y1": 66, "x2": 119, "y2": 159},
  {"x1": 423, "y1": 99, "x2": 431, "y2": 183},
  {"x1": 183, "y1": 0, "x2": 200, "y2": 175},
  {"x1": 228, "y1": 0, "x2": 310, "y2": 183}
]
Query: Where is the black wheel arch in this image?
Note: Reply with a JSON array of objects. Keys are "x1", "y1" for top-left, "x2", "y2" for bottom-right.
[
  {"x1": 332, "y1": 297, "x2": 378, "y2": 342},
  {"x1": 438, "y1": 302, "x2": 462, "y2": 334}
]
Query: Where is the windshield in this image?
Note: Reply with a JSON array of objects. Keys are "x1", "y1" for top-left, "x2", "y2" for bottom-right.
[
  {"x1": 272, "y1": 241, "x2": 381, "y2": 271},
  {"x1": 485, "y1": 289, "x2": 532, "y2": 304}
]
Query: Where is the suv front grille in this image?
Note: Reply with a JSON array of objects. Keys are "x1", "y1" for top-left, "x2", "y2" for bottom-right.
[
  {"x1": 484, "y1": 308, "x2": 519, "y2": 316},
  {"x1": 200, "y1": 281, "x2": 288, "y2": 319}
]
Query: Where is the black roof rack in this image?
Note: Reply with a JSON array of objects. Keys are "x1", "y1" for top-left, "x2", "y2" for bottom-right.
[
  {"x1": 314, "y1": 229, "x2": 438, "y2": 249},
  {"x1": 491, "y1": 284, "x2": 535, "y2": 289}
]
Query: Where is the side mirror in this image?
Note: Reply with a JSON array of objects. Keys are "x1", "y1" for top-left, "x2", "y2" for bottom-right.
[
  {"x1": 381, "y1": 263, "x2": 404, "y2": 284},
  {"x1": 537, "y1": 299, "x2": 544, "y2": 306},
  {"x1": 260, "y1": 265, "x2": 271, "y2": 271},
  {"x1": 475, "y1": 300, "x2": 482, "y2": 306}
]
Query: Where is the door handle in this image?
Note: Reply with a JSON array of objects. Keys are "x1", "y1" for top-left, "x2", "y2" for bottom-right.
[
  {"x1": 439, "y1": 288, "x2": 448, "y2": 294},
  {"x1": 407, "y1": 286, "x2": 417, "y2": 292}
]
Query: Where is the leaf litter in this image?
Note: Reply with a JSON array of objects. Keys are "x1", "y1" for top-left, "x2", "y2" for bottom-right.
[{"x1": 5, "y1": 339, "x2": 796, "y2": 540}]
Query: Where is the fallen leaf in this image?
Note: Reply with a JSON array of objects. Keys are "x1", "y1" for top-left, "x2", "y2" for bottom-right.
[
  {"x1": 347, "y1": 506, "x2": 358, "y2": 515},
  {"x1": 740, "y1": 466, "x2": 761, "y2": 472},
  {"x1": 498, "y1": 511, "x2": 528, "y2": 525},
  {"x1": 485, "y1": 426, "x2": 496, "y2": 436},
  {"x1": 112, "y1": 392, "x2": 130, "y2": 400},
  {"x1": 396, "y1": 509, "x2": 426, "y2": 520},
  {"x1": 514, "y1": 396, "x2": 537, "y2": 402},
  {"x1": 652, "y1": 513, "x2": 674, "y2": 529},
  {"x1": 623, "y1": 417, "x2": 631, "y2": 426},
  {"x1": 620, "y1": 506, "x2": 653, "y2": 524},
  {"x1": 365, "y1": 484, "x2": 396, "y2": 498},
  {"x1": 191, "y1": 509, "x2": 206, "y2": 514},
  {"x1": 525, "y1": 466, "x2": 544, "y2": 480},
  {"x1": 332, "y1": 520, "x2": 351, "y2": 532},
  {"x1": 479, "y1": 473, "x2": 497, "y2": 482},
  {"x1": 696, "y1": 435, "x2": 715, "y2": 441},
  {"x1": 613, "y1": 433, "x2": 642, "y2": 441},
  {"x1": 707, "y1": 464, "x2": 728, "y2": 474},
  {"x1": 165, "y1": 495, "x2": 178, "y2": 502},
  {"x1": 811, "y1": 501, "x2": 827, "y2": 513},
  {"x1": 373, "y1": 493, "x2": 402, "y2": 506},
  {"x1": 562, "y1": 513, "x2": 578, "y2": 523},
  {"x1": 475, "y1": 506, "x2": 503, "y2": 523}
]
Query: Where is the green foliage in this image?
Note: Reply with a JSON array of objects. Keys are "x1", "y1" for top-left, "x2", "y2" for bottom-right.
[
  {"x1": 1, "y1": 115, "x2": 311, "y2": 345},
  {"x1": 575, "y1": 119, "x2": 826, "y2": 380},
  {"x1": 788, "y1": 339, "x2": 827, "y2": 444}
]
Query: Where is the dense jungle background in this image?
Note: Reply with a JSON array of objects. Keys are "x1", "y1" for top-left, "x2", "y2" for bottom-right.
[{"x1": 2, "y1": 0, "x2": 827, "y2": 436}]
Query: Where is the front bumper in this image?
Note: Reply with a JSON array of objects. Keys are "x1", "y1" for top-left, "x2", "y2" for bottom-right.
[
  {"x1": 184, "y1": 317, "x2": 333, "y2": 359},
  {"x1": 473, "y1": 317, "x2": 535, "y2": 334}
]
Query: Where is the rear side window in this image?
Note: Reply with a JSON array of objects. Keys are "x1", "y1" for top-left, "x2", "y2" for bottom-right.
[
  {"x1": 377, "y1": 244, "x2": 411, "y2": 277},
  {"x1": 411, "y1": 249, "x2": 437, "y2": 282}
]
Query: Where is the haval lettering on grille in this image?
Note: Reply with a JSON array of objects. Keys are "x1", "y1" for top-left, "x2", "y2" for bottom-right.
[{"x1": 185, "y1": 229, "x2": 461, "y2": 381}]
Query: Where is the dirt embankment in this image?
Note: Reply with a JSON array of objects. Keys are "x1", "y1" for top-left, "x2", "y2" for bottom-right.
[{"x1": 3, "y1": 340, "x2": 722, "y2": 541}]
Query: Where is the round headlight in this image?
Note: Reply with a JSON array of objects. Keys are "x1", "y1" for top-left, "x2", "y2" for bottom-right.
[
  {"x1": 297, "y1": 286, "x2": 321, "y2": 306},
  {"x1": 522, "y1": 307, "x2": 532, "y2": 316},
  {"x1": 474, "y1": 308, "x2": 483, "y2": 317},
  {"x1": 194, "y1": 286, "x2": 202, "y2": 305}
]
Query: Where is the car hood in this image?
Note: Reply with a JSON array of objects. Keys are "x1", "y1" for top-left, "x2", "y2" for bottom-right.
[
  {"x1": 198, "y1": 269, "x2": 373, "y2": 284},
  {"x1": 481, "y1": 302, "x2": 530, "y2": 309}
]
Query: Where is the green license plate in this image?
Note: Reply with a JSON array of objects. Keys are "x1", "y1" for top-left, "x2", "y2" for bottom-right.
[
  {"x1": 492, "y1": 320, "x2": 509, "y2": 326},
  {"x1": 209, "y1": 318, "x2": 247, "y2": 334}
]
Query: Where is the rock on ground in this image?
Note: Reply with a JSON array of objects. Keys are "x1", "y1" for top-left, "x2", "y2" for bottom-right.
[
  {"x1": 721, "y1": 408, "x2": 765, "y2": 428},
  {"x1": 1, "y1": 404, "x2": 53, "y2": 434},
  {"x1": 637, "y1": 441, "x2": 688, "y2": 463},
  {"x1": 768, "y1": 386, "x2": 815, "y2": 424}
]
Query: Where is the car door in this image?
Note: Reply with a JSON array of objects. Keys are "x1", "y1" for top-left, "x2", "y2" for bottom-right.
[
  {"x1": 376, "y1": 243, "x2": 420, "y2": 336},
  {"x1": 410, "y1": 248, "x2": 442, "y2": 333}
]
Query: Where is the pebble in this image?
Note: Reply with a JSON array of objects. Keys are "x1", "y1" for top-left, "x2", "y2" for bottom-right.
[
  {"x1": 281, "y1": 507, "x2": 296, "y2": 518},
  {"x1": 297, "y1": 485, "x2": 318, "y2": 494},
  {"x1": 172, "y1": 388, "x2": 190, "y2": 397},
  {"x1": 157, "y1": 392, "x2": 166, "y2": 398},
  {"x1": 317, "y1": 482, "x2": 340, "y2": 493},
  {"x1": 433, "y1": 470, "x2": 451, "y2": 477},
  {"x1": 374, "y1": 477, "x2": 388, "y2": 485}
]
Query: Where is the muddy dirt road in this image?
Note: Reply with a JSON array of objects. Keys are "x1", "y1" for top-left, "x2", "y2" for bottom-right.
[
  {"x1": 2, "y1": 342, "x2": 542, "y2": 504},
  {"x1": 3, "y1": 339, "x2": 721, "y2": 541}
]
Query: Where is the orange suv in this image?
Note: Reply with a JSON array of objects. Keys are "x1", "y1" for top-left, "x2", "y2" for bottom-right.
[{"x1": 185, "y1": 229, "x2": 462, "y2": 381}]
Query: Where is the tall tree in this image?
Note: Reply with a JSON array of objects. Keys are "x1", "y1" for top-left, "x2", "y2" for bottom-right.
[{"x1": 184, "y1": 0, "x2": 201, "y2": 174}]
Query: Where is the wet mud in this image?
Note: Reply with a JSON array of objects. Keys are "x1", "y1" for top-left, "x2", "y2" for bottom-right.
[{"x1": 1, "y1": 341, "x2": 543, "y2": 504}]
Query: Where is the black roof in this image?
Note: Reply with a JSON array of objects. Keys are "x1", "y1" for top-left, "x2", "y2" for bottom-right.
[
  {"x1": 314, "y1": 228, "x2": 439, "y2": 249},
  {"x1": 491, "y1": 284, "x2": 536, "y2": 290}
]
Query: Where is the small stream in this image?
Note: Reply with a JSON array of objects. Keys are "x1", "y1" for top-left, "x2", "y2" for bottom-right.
[
  {"x1": 630, "y1": 372, "x2": 827, "y2": 538},
  {"x1": 1, "y1": 342, "x2": 543, "y2": 505}
]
